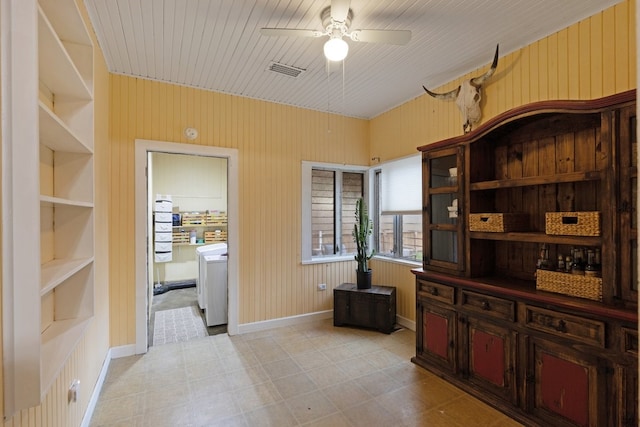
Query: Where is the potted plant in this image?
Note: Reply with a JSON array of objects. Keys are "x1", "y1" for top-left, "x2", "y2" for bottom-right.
[{"x1": 353, "y1": 197, "x2": 375, "y2": 289}]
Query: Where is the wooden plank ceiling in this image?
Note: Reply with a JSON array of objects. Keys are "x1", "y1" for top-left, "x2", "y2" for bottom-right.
[{"x1": 84, "y1": 0, "x2": 623, "y2": 119}]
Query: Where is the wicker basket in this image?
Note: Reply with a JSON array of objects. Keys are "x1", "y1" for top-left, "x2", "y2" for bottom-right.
[
  {"x1": 468, "y1": 213, "x2": 529, "y2": 232},
  {"x1": 536, "y1": 269, "x2": 603, "y2": 302},
  {"x1": 545, "y1": 211, "x2": 601, "y2": 236}
]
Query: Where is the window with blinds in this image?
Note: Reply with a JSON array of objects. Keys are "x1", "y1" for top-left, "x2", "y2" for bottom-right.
[{"x1": 374, "y1": 155, "x2": 423, "y2": 263}]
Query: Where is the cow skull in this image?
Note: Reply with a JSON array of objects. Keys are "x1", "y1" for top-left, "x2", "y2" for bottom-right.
[{"x1": 423, "y1": 45, "x2": 499, "y2": 133}]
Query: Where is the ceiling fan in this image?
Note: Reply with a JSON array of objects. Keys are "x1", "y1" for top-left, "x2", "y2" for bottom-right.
[{"x1": 260, "y1": 0, "x2": 412, "y2": 62}]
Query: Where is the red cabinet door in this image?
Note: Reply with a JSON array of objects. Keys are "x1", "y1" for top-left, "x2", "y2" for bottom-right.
[
  {"x1": 465, "y1": 317, "x2": 517, "y2": 404},
  {"x1": 417, "y1": 301, "x2": 457, "y2": 374},
  {"x1": 539, "y1": 353, "x2": 589, "y2": 425},
  {"x1": 527, "y1": 337, "x2": 605, "y2": 427}
]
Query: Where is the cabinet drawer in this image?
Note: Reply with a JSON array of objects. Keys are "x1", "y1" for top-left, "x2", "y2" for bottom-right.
[
  {"x1": 417, "y1": 280, "x2": 455, "y2": 305},
  {"x1": 460, "y1": 290, "x2": 515, "y2": 322},
  {"x1": 522, "y1": 305, "x2": 605, "y2": 348}
]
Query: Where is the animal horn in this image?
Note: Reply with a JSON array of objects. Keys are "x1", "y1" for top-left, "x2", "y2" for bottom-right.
[
  {"x1": 422, "y1": 85, "x2": 460, "y2": 101},
  {"x1": 471, "y1": 44, "x2": 499, "y2": 86}
]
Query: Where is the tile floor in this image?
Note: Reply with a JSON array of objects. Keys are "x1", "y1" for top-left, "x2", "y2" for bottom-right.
[
  {"x1": 90, "y1": 319, "x2": 523, "y2": 427},
  {"x1": 149, "y1": 287, "x2": 227, "y2": 344}
]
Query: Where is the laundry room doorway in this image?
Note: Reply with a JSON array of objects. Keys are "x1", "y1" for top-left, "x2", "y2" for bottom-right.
[{"x1": 134, "y1": 140, "x2": 239, "y2": 354}]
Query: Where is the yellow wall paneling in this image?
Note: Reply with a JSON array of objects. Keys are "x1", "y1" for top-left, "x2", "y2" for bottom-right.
[
  {"x1": 117, "y1": 79, "x2": 370, "y2": 349},
  {"x1": 109, "y1": 0, "x2": 636, "y2": 350},
  {"x1": 0, "y1": 0, "x2": 634, "y2": 425}
]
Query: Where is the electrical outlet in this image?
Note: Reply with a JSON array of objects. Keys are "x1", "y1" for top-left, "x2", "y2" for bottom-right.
[
  {"x1": 68, "y1": 379, "x2": 80, "y2": 403},
  {"x1": 318, "y1": 283, "x2": 327, "y2": 291}
]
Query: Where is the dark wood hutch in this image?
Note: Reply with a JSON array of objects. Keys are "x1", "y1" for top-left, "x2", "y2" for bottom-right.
[{"x1": 412, "y1": 90, "x2": 638, "y2": 427}]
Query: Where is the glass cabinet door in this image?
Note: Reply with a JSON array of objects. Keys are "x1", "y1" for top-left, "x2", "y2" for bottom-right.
[
  {"x1": 619, "y1": 105, "x2": 637, "y2": 304},
  {"x1": 423, "y1": 147, "x2": 465, "y2": 272}
]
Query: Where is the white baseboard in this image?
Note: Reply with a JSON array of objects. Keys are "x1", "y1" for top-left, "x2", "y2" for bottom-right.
[
  {"x1": 237, "y1": 310, "x2": 333, "y2": 334},
  {"x1": 237, "y1": 310, "x2": 416, "y2": 334},
  {"x1": 80, "y1": 348, "x2": 112, "y2": 427},
  {"x1": 110, "y1": 344, "x2": 137, "y2": 358},
  {"x1": 396, "y1": 314, "x2": 415, "y2": 331}
]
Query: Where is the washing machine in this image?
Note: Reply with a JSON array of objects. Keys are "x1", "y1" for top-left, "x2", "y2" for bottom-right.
[
  {"x1": 195, "y1": 243, "x2": 227, "y2": 309},
  {"x1": 203, "y1": 254, "x2": 228, "y2": 326}
]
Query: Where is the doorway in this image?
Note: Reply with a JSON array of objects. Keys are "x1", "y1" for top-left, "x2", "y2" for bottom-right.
[
  {"x1": 135, "y1": 140, "x2": 239, "y2": 354},
  {"x1": 147, "y1": 152, "x2": 228, "y2": 345}
]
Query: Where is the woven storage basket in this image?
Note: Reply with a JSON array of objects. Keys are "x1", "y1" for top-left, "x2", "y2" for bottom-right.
[
  {"x1": 545, "y1": 211, "x2": 601, "y2": 236},
  {"x1": 536, "y1": 269, "x2": 602, "y2": 302},
  {"x1": 468, "y1": 213, "x2": 529, "y2": 232}
]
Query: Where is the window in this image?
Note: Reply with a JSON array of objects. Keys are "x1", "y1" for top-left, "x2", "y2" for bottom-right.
[
  {"x1": 374, "y1": 155, "x2": 423, "y2": 263},
  {"x1": 302, "y1": 162, "x2": 368, "y2": 262}
]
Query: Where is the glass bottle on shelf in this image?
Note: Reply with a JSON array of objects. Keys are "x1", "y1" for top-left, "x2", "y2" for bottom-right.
[
  {"x1": 564, "y1": 255, "x2": 572, "y2": 273},
  {"x1": 571, "y1": 248, "x2": 584, "y2": 275},
  {"x1": 537, "y1": 244, "x2": 552, "y2": 270},
  {"x1": 585, "y1": 249, "x2": 601, "y2": 277}
]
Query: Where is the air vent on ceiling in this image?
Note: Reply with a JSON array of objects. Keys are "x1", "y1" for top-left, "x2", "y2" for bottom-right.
[{"x1": 268, "y1": 62, "x2": 306, "y2": 78}]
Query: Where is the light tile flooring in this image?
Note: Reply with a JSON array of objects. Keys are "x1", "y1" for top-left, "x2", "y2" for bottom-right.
[{"x1": 90, "y1": 319, "x2": 523, "y2": 427}]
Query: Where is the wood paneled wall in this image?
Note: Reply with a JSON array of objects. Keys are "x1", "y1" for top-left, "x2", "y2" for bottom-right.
[
  {"x1": 369, "y1": 0, "x2": 637, "y2": 324},
  {"x1": 1, "y1": 1, "x2": 634, "y2": 426},
  {"x1": 109, "y1": 78, "x2": 370, "y2": 345},
  {"x1": 109, "y1": 0, "x2": 636, "y2": 347},
  {"x1": 370, "y1": 0, "x2": 636, "y2": 161}
]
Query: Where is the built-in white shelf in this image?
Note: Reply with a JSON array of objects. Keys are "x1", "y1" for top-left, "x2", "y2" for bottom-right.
[
  {"x1": 2, "y1": 0, "x2": 95, "y2": 415},
  {"x1": 41, "y1": 257, "x2": 94, "y2": 295},
  {"x1": 39, "y1": 0, "x2": 93, "y2": 92},
  {"x1": 39, "y1": 0, "x2": 92, "y2": 48},
  {"x1": 37, "y1": 7, "x2": 92, "y2": 100},
  {"x1": 40, "y1": 195, "x2": 94, "y2": 208},
  {"x1": 39, "y1": 101, "x2": 92, "y2": 154},
  {"x1": 40, "y1": 316, "x2": 92, "y2": 397}
]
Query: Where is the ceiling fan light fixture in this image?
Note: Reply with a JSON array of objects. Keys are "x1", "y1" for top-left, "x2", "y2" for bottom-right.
[{"x1": 324, "y1": 37, "x2": 349, "y2": 61}]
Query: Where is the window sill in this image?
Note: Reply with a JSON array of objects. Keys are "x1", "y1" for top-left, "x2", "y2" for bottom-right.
[
  {"x1": 302, "y1": 255, "x2": 421, "y2": 268},
  {"x1": 373, "y1": 255, "x2": 422, "y2": 268},
  {"x1": 302, "y1": 255, "x2": 355, "y2": 265}
]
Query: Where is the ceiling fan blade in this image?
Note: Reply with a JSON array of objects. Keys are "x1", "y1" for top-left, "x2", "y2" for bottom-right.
[
  {"x1": 260, "y1": 28, "x2": 325, "y2": 38},
  {"x1": 349, "y1": 29, "x2": 412, "y2": 45},
  {"x1": 330, "y1": 0, "x2": 351, "y2": 22}
]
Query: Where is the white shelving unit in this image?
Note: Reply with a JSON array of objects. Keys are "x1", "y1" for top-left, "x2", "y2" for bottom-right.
[{"x1": 2, "y1": 0, "x2": 94, "y2": 415}]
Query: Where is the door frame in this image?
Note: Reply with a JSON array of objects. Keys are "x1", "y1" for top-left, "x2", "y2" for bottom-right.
[{"x1": 134, "y1": 139, "x2": 239, "y2": 354}]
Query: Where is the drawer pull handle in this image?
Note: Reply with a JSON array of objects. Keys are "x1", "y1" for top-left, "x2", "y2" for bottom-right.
[
  {"x1": 430, "y1": 287, "x2": 439, "y2": 296},
  {"x1": 555, "y1": 320, "x2": 567, "y2": 333},
  {"x1": 481, "y1": 300, "x2": 491, "y2": 310}
]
